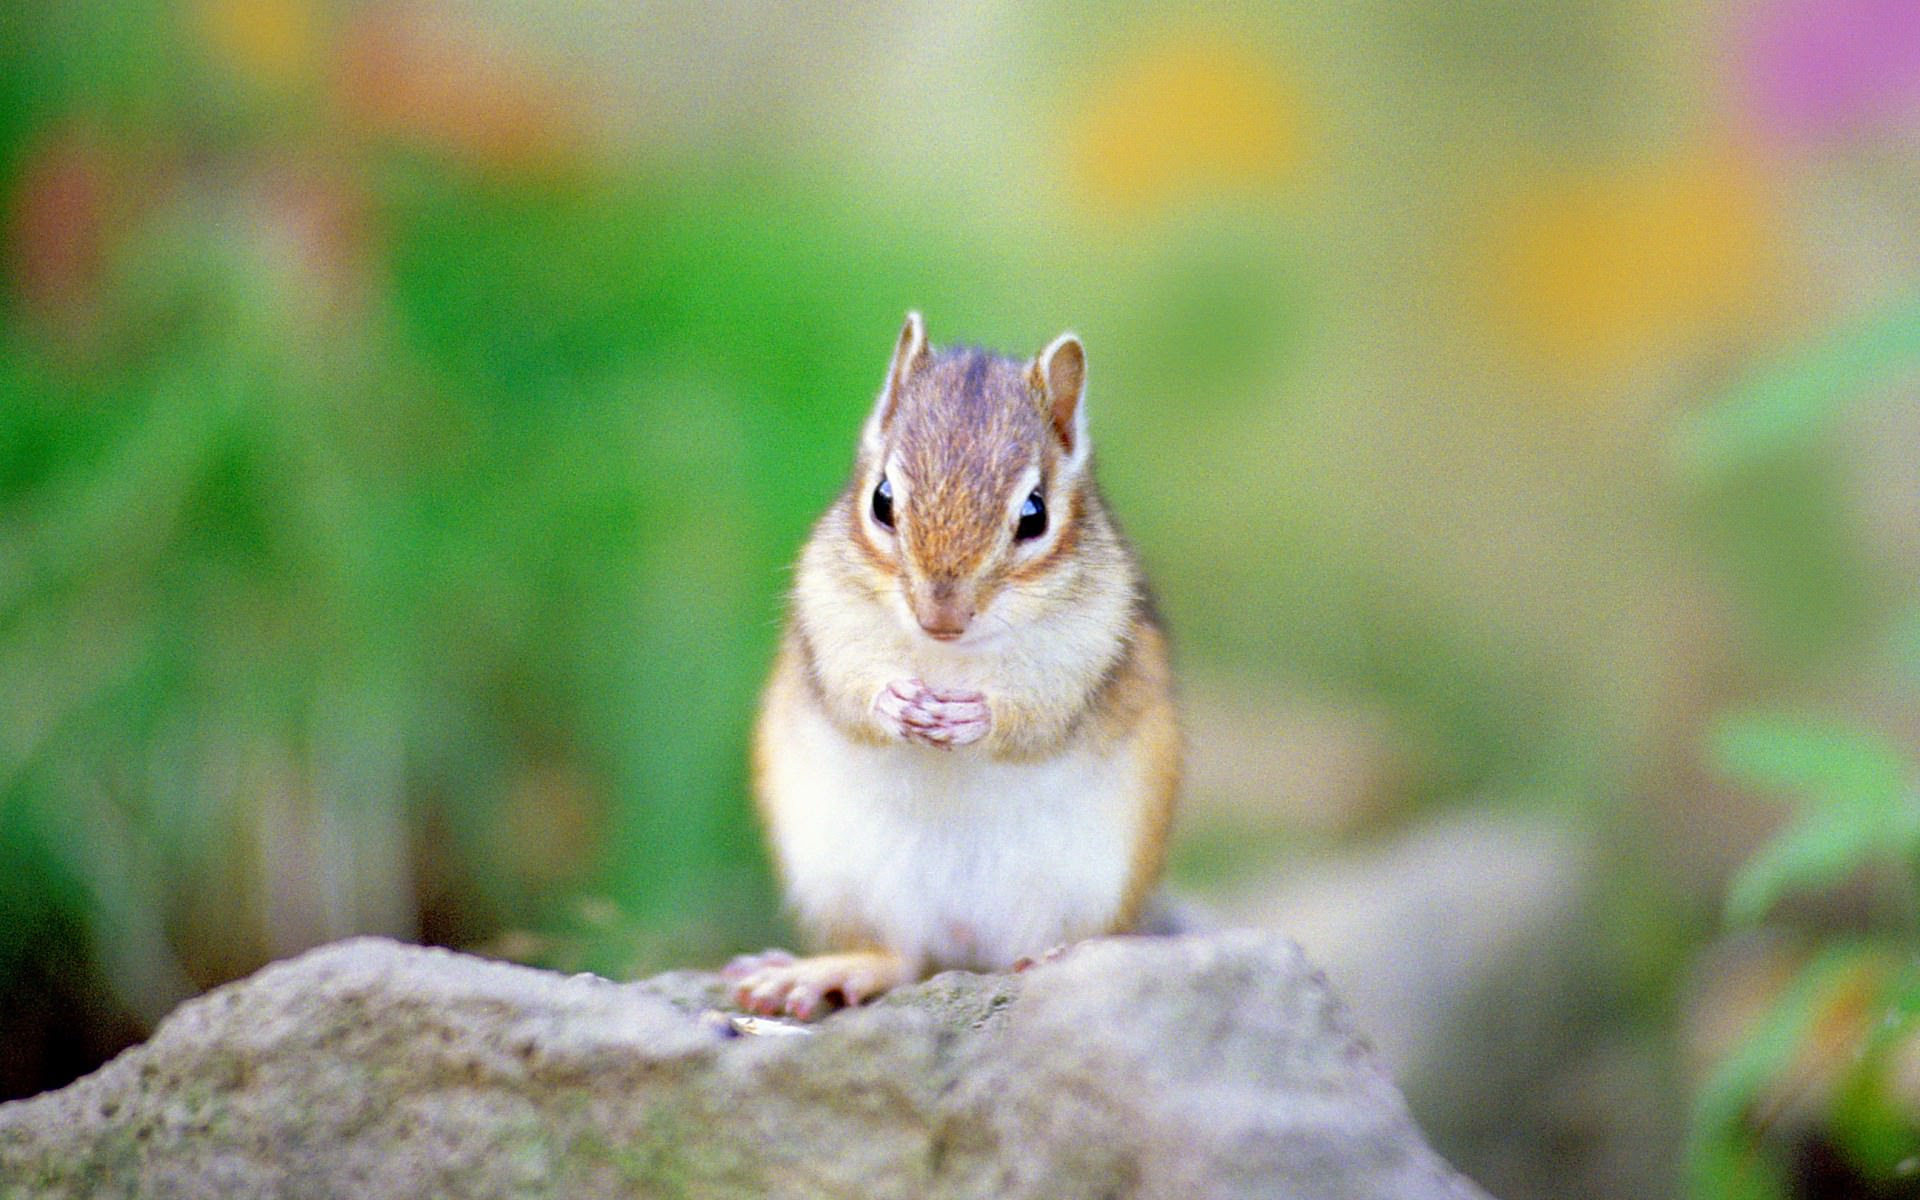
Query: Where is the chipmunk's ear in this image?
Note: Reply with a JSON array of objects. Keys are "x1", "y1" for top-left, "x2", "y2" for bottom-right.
[
  {"x1": 865, "y1": 311, "x2": 928, "y2": 450},
  {"x1": 1032, "y1": 331, "x2": 1089, "y2": 467}
]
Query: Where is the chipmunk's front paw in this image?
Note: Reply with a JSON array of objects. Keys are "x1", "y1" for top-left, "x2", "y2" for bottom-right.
[{"x1": 875, "y1": 679, "x2": 990, "y2": 749}]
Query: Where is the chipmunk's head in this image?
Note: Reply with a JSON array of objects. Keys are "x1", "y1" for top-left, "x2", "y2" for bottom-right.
[{"x1": 846, "y1": 311, "x2": 1098, "y2": 646}]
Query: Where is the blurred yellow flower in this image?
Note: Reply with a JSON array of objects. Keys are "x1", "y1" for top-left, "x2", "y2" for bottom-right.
[
  {"x1": 1485, "y1": 147, "x2": 1774, "y2": 373},
  {"x1": 199, "y1": 0, "x2": 321, "y2": 90},
  {"x1": 1066, "y1": 36, "x2": 1308, "y2": 221}
]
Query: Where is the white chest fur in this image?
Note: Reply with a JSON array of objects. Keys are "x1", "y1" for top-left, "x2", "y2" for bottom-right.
[{"x1": 764, "y1": 694, "x2": 1142, "y2": 971}]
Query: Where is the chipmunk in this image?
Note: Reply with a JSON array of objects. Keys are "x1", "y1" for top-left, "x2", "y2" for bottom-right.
[{"x1": 725, "y1": 312, "x2": 1180, "y2": 1020}]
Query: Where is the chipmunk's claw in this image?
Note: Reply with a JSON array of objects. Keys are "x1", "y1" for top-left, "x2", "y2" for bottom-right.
[
  {"x1": 1012, "y1": 942, "x2": 1075, "y2": 972},
  {"x1": 877, "y1": 679, "x2": 990, "y2": 749}
]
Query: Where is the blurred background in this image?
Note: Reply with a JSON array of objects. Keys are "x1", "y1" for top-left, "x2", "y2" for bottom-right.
[{"x1": 2, "y1": 1, "x2": 1918, "y2": 1196}]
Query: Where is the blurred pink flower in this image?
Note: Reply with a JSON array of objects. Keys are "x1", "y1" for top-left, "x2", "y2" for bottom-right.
[
  {"x1": 247, "y1": 158, "x2": 376, "y2": 321},
  {"x1": 336, "y1": 4, "x2": 582, "y2": 174},
  {"x1": 4, "y1": 130, "x2": 117, "y2": 341},
  {"x1": 1743, "y1": 0, "x2": 1920, "y2": 145}
]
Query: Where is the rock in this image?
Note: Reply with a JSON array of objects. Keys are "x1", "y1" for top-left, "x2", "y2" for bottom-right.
[
  {"x1": 1225, "y1": 812, "x2": 1599, "y2": 1115},
  {"x1": 0, "y1": 932, "x2": 1494, "y2": 1200},
  {"x1": 1220, "y1": 811, "x2": 1682, "y2": 1200}
]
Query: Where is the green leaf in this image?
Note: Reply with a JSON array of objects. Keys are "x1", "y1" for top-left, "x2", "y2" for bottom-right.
[
  {"x1": 1709, "y1": 714, "x2": 1911, "y2": 809},
  {"x1": 1686, "y1": 946, "x2": 1869, "y2": 1200},
  {"x1": 1688, "y1": 1138, "x2": 1791, "y2": 1200},
  {"x1": 1709, "y1": 714, "x2": 1917, "y2": 924},
  {"x1": 1677, "y1": 292, "x2": 1920, "y2": 478},
  {"x1": 1826, "y1": 955, "x2": 1920, "y2": 1180},
  {"x1": 1725, "y1": 816, "x2": 1883, "y2": 926}
]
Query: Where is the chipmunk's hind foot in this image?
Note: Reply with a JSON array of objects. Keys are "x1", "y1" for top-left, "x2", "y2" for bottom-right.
[{"x1": 727, "y1": 950, "x2": 912, "y2": 1021}]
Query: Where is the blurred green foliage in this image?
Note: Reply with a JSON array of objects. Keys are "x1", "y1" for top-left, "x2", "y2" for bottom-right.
[
  {"x1": 0, "y1": 149, "x2": 1035, "y2": 986},
  {"x1": 1685, "y1": 944, "x2": 1878, "y2": 1200},
  {"x1": 1683, "y1": 293, "x2": 1920, "y2": 1199},
  {"x1": 1709, "y1": 715, "x2": 1917, "y2": 928},
  {"x1": 1676, "y1": 295, "x2": 1920, "y2": 480},
  {"x1": 1, "y1": 4, "x2": 1918, "y2": 1196}
]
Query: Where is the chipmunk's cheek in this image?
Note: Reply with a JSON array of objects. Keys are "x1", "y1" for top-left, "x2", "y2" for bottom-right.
[
  {"x1": 973, "y1": 590, "x2": 1023, "y2": 634},
  {"x1": 954, "y1": 584, "x2": 1007, "y2": 638}
]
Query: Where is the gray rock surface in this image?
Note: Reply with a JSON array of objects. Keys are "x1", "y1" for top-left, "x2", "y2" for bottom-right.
[
  {"x1": 0, "y1": 931, "x2": 1494, "y2": 1200},
  {"x1": 1220, "y1": 812, "x2": 1681, "y2": 1200},
  {"x1": 1229, "y1": 812, "x2": 1598, "y2": 1115}
]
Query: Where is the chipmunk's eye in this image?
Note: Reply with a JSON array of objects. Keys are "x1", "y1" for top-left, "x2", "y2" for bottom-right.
[
  {"x1": 1015, "y1": 490, "x2": 1046, "y2": 541},
  {"x1": 871, "y1": 476, "x2": 895, "y2": 530}
]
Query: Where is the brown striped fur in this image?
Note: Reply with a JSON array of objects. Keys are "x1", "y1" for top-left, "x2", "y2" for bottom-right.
[{"x1": 877, "y1": 346, "x2": 1055, "y2": 586}]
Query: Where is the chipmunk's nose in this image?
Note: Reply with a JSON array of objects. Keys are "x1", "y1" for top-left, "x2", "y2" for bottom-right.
[{"x1": 911, "y1": 579, "x2": 973, "y2": 641}]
